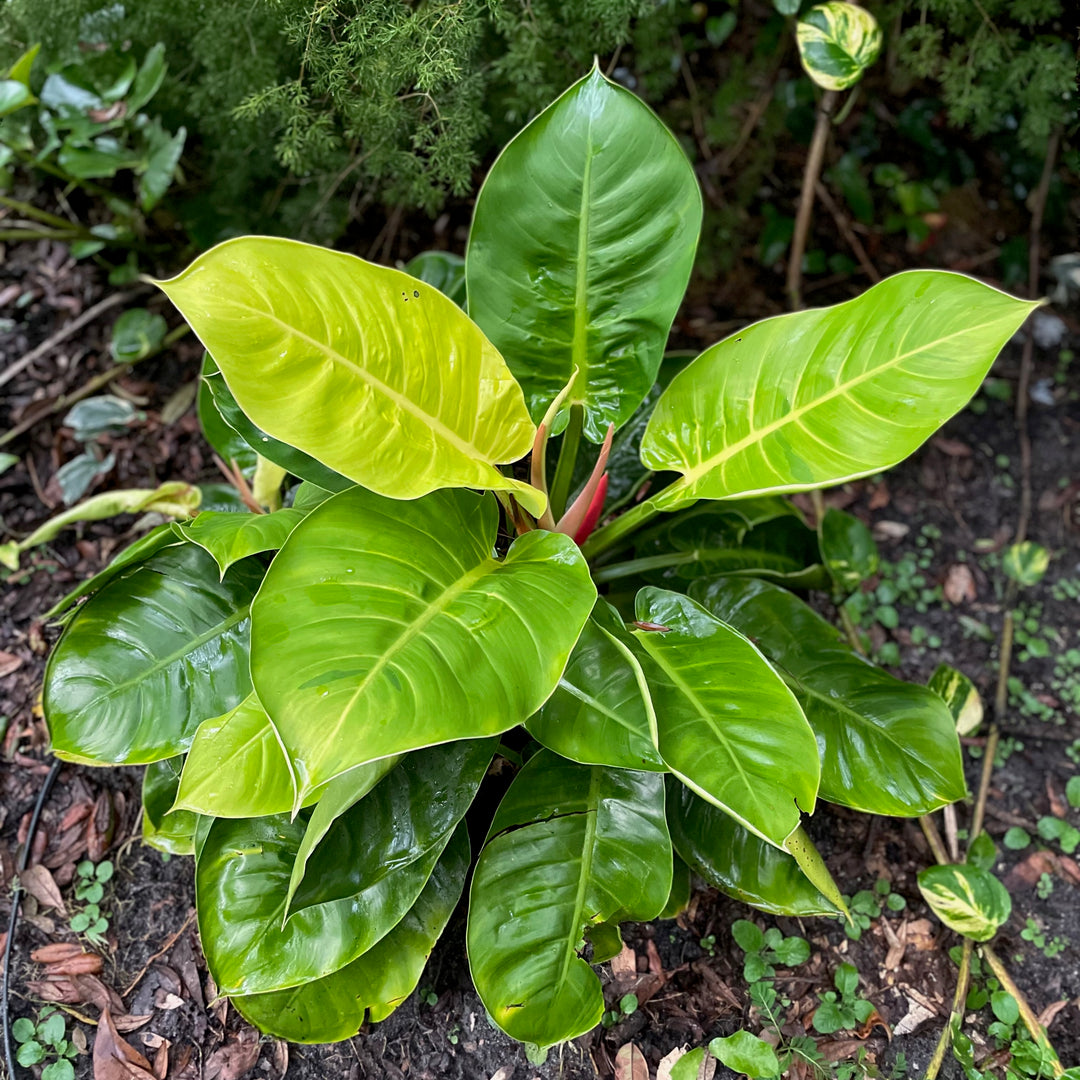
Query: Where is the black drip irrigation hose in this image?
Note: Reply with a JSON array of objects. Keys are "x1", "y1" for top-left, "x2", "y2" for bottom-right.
[{"x1": 2, "y1": 759, "x2": 62, "y2": 1080}]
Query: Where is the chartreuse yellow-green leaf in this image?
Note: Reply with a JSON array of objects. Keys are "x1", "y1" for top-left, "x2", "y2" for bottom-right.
[
  {"x1": 154, "y1": 236, "x2": 544, "y2": 515},
  {"x1": 642, "y1": 272, "x2": 1039, "y2": 512},
  {"x1": 466, "y1": 65, "x2": 701, "y2": 441},
  {"x1": 468, "y1": 751, "x2": 671, "y2": 1048},
  {"x1": 251, "y1": 486, "x2": 596, "y2": 807}
]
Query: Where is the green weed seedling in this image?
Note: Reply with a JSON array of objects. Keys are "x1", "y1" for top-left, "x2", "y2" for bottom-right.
[
  {"x1": 1020, "y1": 917, "x2": 1069, "y2": 960},
  {"x1": 11, "y1": 1007, "x2": 79, "y2": 1080},
  {"x1": 813, "y1": 962, "x2": 875, "y2": 1035},
  {"x1": 839, "y1": 879, "x2": 906, "y2": 940},
  {"x1": 601, "y1": 992, "x2": 639, "y2": 1028},
  {"x1": 69, "y1": 859, "x2": 113, "y2": 946},
  {"x1": 732, "y1": 919, "x2": 811, "y2": 981}
]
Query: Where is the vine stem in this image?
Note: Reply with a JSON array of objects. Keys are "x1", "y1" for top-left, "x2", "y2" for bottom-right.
[
  {"x1": 786, "y1": 89, "x2": 837, "y2": 311},
  {"x1": 924, "y1": 938, "x2": 972, "y2": 1080},
  {"x1": 581, "y1": 490, "x2": 665, "y2": 561}
]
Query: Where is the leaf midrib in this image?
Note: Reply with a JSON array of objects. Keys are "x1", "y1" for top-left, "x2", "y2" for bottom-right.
[
  {"x1": 569, "y1": 117, "x2": 594, "y2": 404},
  {"x1": 675, "y1": 318, "x2": 1009, "y2": 489},
  {"x1": 225, "y1": 298, "x2": 497, "y2": 466},
  {"x1": 75, "y1": 602, "x2": 250, "y2": 718}
]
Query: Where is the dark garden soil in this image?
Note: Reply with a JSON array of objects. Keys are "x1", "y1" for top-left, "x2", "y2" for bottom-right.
[{"x1": 3, "y1": 201, "x2": 1080, "y2": 1080}]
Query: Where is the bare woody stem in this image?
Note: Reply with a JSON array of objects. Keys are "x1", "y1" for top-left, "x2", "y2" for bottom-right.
[{"x1": 786, "y1": 90, "x2": 838, "y2": 311}]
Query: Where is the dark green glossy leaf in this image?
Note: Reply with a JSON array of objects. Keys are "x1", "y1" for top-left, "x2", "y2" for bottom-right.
[
  {"x1": 43, "y1": 524, "x2": 182, "y2": 623},
  {"x1": 526, "y1": 600, "x2": 663, "y2": 772},
  {"x1": 287, "y1": 739, "x2": 495, "y2": 916},
  {"x1": 196, "y1": 809, "x2": 449, "y2": 996},
  {"x1": 819, "y1": 507, "x2": 878, "y2": 592},
  {"x1": 142, "y1": 757, "x2": 196, "y2": 856},
  {"x1": 468, "y1": 750, "x2": 671, "y2": 1047},
  {"x1": 667, "y1": 778, "x2": 839, "y2": 917},
  {"x1": 691, "y1": 577, "x2": 967, "y2": 816},
  {"x1": 617, "y1": 503, "x2": 826, "y2": 589},
  {"x1": 466, "y1": 66, "x2": 701, "y2": 442},
  {"x1": 631, "y1": 588, "x2": 819, "y2": 847},
  {"x1": 176, "y1": 508, "x2": 304, "y2": 576},
  {"x1": 659, "y1": 854, "x2": 692, "y2": 919},
  {"x1": 232, "y1": 824, "x2": 470, "y2": 1041},
  {"x1": 403, "y1": 250, "x2": 466, "y2": 307},
  {"x1": 285, "y1": 756, "x2": 405, "y2": 912},
  {"x1": 251, "y1": 486, "x2": 595, "y2": 805},
  {"x1": 110, "y1": 308, "x2": 167, "y2": 363},
  {"x1": 202, "y1": 354, "x2": 351, "y2": 492},
  {"x1": 197, "y1": 353, "x2": 257, "y2": 473},
  {"x1": 45, "y1": 545, "x2": 260, "y2": 765}
]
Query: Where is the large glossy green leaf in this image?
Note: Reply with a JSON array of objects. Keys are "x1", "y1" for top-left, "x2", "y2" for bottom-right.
[
  {"x1": 175, "y1": 508, "x2": 304, "y2": 576},
  {"x1": 468, "y1": 750, "x2": 671, "y2": 1047},
  {"x1": 630, "y1": 588, "x2": 818, "y2": 847},
  {"x1": 201, "y1": 355, "x2": 350, "y2": 492},
  {"x1": 196, "y1": 810, "x2": 449, "y2": 996},
  {"x1": 642, "y1": 273, "x2": 1038, "y2": 512},
  {"x1": 691, "y1": 577, "x2": 967, "y2": 815},
  {"x1": 526, "y1": 601, "x2": 663, "y2": 772},
  {"x1": 251, "y1": 486, "x2": 595, "y2": 806},
  {"x1": 616, "y1": 504, "x2": 826, "y2": 589},
  {"x1": 45, "y1": 545, "x2": 261, "y2": 766},
  {"x1": 667, "y1": 779, "x2": 839, "y2": 917},
  {"x1": 286, "y1": 739, "x2": 495, "y2": 916},
  {"x1": 466, "y1": 66, "x2": 702, "y2": 442},
  {"x1": 43, "y1": 523, "x2": 182, "y2": 623},
  {"x1": 157, "y1": 238, "x2": 543, "y2": 514},
  {"x1": 175, "y1": 693, "x2": 309, "y2": 818},
  {"x1": 142, "y1": 757, "x2": 196, "y2": 856},
  {"x1": 284, "y1": 756, "x2": 404, "y2": 912},
  {"x1": 232, "y1": 824, "x2": 470, "y2": 1041},
  {"x1": 196, "y1": 355, "x2": 257, "y2": 473}
]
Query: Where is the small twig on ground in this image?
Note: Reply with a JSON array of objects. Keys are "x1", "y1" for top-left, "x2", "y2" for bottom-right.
[
  {"x1": 0, "y1": 324, "x2": 189, "y2": 448},
  {"x1": 121, "y1": 908, "x2": 197, "y2": 998},
  {"x1": 919, "y1": 814, "x2": 950, "y2": 868},
  {"x1": 786, "y1": 90, "x2": 837, "y2": 310},
  {"x1": 0, "y1": 289, "x2": 143, "y2": 391},
  {"x1": 925, "y1": 938, "x2": 972, "y2": 1080}
]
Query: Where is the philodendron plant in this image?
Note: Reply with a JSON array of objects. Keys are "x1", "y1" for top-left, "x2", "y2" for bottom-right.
[{"x1": 43, "y1": 65, "x2": 1035, "y2": 1054}]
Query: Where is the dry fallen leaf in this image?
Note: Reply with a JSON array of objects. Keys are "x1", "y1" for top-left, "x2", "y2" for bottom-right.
[
  {"x1": 0, "y1": 651, "x2": 23, "y2": 677},
  {"x1": 943, "y1": 564, "x2": 977, "y2": 604},
  {"x1": 93, "y1": 1008, "x2": 155, "y2": 1079},
  {"x1": 202, "y1": 1029, "x2": 261, "y2": 1080},
  {"x1": 20, "y1": 864, "x2": 66, "y2": 913},
  {"x1": 893, "y1": 998, "x2": 935, "y2": 1036},
  {"x1": 270, "y1": 1039, "x2": 288, "y2": 1078},
  {"x1": 611, "y1": 942, "x2": 638, "y2": 978},
  {"x1": 657, "y1": 1047, "x2": 717, "y2": 1080},
  {"x1": 614, "y1": 1042, "x2": 649, "y2": 1080},
  {"x1": 153, "y1": 989, "x2": 185, "y2": 1011},
  {"x1": 31, "y1": 943, "x2": 89, "y2": 964}
]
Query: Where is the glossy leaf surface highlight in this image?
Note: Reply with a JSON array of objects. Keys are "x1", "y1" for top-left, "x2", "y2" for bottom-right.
[
  {"x1": 466, "y1": 66, "x2": 701, "y2": 442},
  {"x1": 142, "y1": 757, "x2": 196, "y2": 856},
  {"x1": 917, "y1": 864, "x2": 1011, "y2": 942},
  {"x1": 176, "y1": 508, "x2": 304, "y2": 576},
  {"x1": 526, "y1": 601, "x2": 663, "y2": 772},
  {"x1": 158, "y1": 238, "x2": 542, "y2": 513},
  {"x1": 196, "y1": 811, "x2": 449, "y2": 995},
  {"x1": 691, "y1": 577, "x2": 967, "y2": 816},
  {"x1": 468, "y1": 751, "x2": 671, "y2": 1047},
  {"x1": 631, "y1": 588, "x2": 818, "y2": 846},
  {"x1": 287, "y1": 739, "x2": 494, "y2": 915},
  {"x1": 45, "y1": 545, "x2": 260, "y2": 765},
  {"x1": 642, "y1": 273, "x2": 1038, "y2": 511},
  {"x1": 252, "y1": 487, "x2": 595, "y2": 805},
  {"x1": 666, "y1": 779, "x2": 840, "y2": 917},
  {"x1": 233, "y1": 825, "x2": 469, "y2": 1041}
]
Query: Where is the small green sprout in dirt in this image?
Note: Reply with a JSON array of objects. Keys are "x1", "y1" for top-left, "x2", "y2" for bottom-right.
[
  {"x1": 1020, "y1": 917, "x2": 1069, "y2": 960},
  {"x1": 1036, "y1": 815, "x2": 1080, "y2": 855},
  {"x1": 839, "y1": 879, "x2": 905, "y2": 940},
  {"x1": 952, "y1": 989, "x2": 1062, "y2": 1080},
  {"x1": 1035, "y1": 873, "x2": 1054, "y2": 900},
  {"x1": 813, "y1": 963, "x2": 875, "y2": 1035},
  {"x1": 601, "y1": 992, "x2": 640, "y2": 1028},
  {"x1": 11, "y1": 1007, "x2": 79, "y2": 1080},
  {"x1": 69, "y1": 859, "x2": 113, "y2": 945},
  {"x1": 1003, "y1": 826, "x2": 1031, "y2": 850},
  {"x1": 698, "y1": 933, "x2": 717, "y2": 957},
  {"x1": 732, "y1": 919, "x2": 811, "y2": 981}
]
